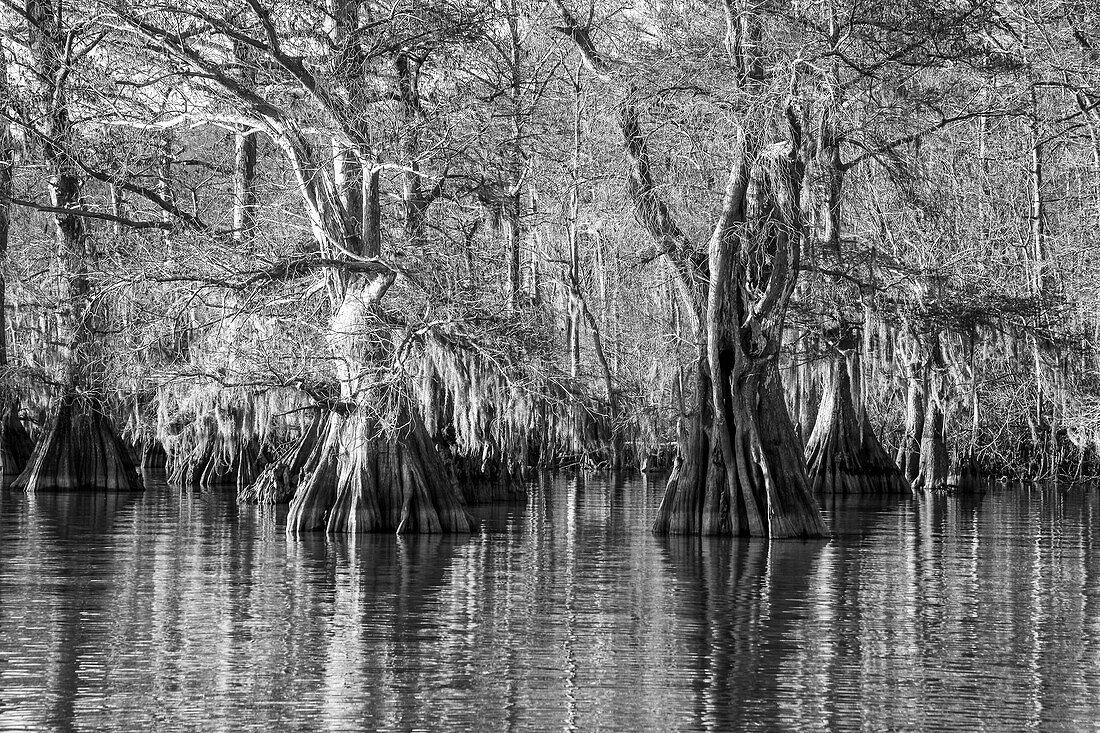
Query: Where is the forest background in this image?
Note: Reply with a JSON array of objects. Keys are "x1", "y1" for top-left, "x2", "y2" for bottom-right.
[{"x1": 1, "y1": 0, "x2": 1097, "y2": 537}]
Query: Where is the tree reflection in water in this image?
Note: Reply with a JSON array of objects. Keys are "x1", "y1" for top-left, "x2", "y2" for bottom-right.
[{"x1": 3, "y1": 480, "x2": 1100, "y2": 730}]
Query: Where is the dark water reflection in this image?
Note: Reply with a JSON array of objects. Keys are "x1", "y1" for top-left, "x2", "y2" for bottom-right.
[{"x1": 2, "y1": 476, "x2": 1100, "y2": 731}]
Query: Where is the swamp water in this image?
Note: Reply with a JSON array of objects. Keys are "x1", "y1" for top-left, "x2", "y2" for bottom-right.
[{"x1": 2, "y1": 474, "x2": 1100, "y2": 731}]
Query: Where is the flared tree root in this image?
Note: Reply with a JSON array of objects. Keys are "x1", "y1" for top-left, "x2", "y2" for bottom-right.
[
  {"x1": 912, "y1": 398, "x2": 950, "y2": 490},
  {"x1": 12, "y1": 395, "x2": 143, "y2": 492},
  {"x1": 139, "y1": 440, "x2": 168, "y2": 471},
  {"x1": 239, "y1": 410, "x2": 325, "y2": 504},
  {"x1": 806, "y1": 357, "x2": 908, "y2": 493},
  {"x1": 286, "y1": 402, "x2": 473, "y2": 534},
  {"x1": 168, "y1": 437, "x2": 266, "y2": 490},
  {"x1": 653, "y1": 362, "x2": 828, "y2": 539}
]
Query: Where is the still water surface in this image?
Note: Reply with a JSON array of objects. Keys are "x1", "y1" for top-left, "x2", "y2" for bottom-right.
[{"x1": 2, "y1": 475, "x2": 1100, "y2": 731}]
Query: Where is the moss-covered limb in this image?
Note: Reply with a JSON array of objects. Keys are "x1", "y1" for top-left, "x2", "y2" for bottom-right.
[
  {"x1": 414, "y1": 328, "x2": 617, "y2": 477},
  {"x1": 12, "y1": 394, "x2": 143, "y2": 492},
  {"x1": 157, "y1": 385, "x2": 312, "y2": 491},
  {"x1": 163, "y1": 408, "x2": 268, "y2": 490},
  {"x1": 806, "y1": 354, "x2": 908, "y2": 494}
]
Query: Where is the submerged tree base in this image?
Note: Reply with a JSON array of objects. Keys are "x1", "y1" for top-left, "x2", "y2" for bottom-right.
[
  {"x1": 286, "y1": 401, "x2": 473, "y2": 534},
  {"x1": 806, "y1": 357, "x2": 908, "y2": 494},
  {"x1": 653, "y1": 363, "x2": 829, "y2": 539},
  {"x1": 13, "y1": 395, "x2": 143, "y2": 492},
  {"x1": 168, "y1": 437, "x2": 266, "y2": 491}
]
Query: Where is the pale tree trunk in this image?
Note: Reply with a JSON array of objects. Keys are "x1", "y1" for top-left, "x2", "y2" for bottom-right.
[
  {"x1": 396, "y1": 51, "x2": 434, "y2": 252},
  {"x1": 158, "y1": 133, "x2": 173, "y2": 248},
  {"x1": 120, "y1": 2, "x2": 461, "y2": 515},
  {"x1": 528, "y1": 185, "x2": 541, "y2": 304},
  {"x1": 14, "y1": 0, "x2": 141, "y2": 492},
  {"x1": 331, "y1": 0, "x2": 373, "y2": 254},
  {"x1": 286, "y1": 266, "x2": 472, "y2": 532},
  {"x1": 899, "y1": 326, "x2": 950, "y2": 491},
  {"x1": 954, "y1": 331, "x2": 985, "y2": 489},
  {"x1": 913, "y1": 389, "x2": 950, "y2": 490},
  {"x1": 562, "y1": 71, "x2": 618, "y2": 464},
  {"x1": 896, "y1": 358, "x2": 925, "y2": 483},
  {"x1": 566, "y1": 84, "x2": 582, "y2": 378},
  {"x1": 234, "y1": 131, "x2": 258, "y2": 242},
  {"x1": 913, "y1": 334, "x2": 951, "y2": 491},
  {"x1": 331, "y1": 0, "x2": 367, "y2": 247},
  {"x1": 1028, "y1": 89, "x2": 1054, "y2": 474},
  {"x1": 897, "y1": 321, "x2": 924, "y2": 482},
  {"x1": 265, "y1": 13, "x2": 466, "y2": 531},
  {"x1": 233, "y1": 40, "x2": 259, "y2": 245},
  {"x1": 503, "y1": 4, "x2": 527, "y2": 309}
]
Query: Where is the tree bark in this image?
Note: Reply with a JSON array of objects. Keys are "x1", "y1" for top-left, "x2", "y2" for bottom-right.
[
  {"x1": 1, "y1": 404, "x2": 34, "y2": 486},
  {"x1": 806, "y1": 350, "x2": 908, "y2": 493},
  {"x1": 0, "y1": 37, "x2": 10, "y2": 372},
  {"x1": 233, "y1": 38, "x2": 259, "y2": 245},
  {"x1": 13, "y1": 395, "x2": 142, "y2": 492},
  {"x1": 0, "y1": 37, "x2": 32, "y2": 485},
  {"x1": 896, "y1": 324, "x2": 926, "y2": 483},
  {"x1": 286, "y1": 269, "x2": 472, "y2": 533},
  {"x1": 16, "y1": 0, "x2": 142, "y2": 492},
  {"x1": 239, "y1": 408, "x2": 325, "y2": 504},
  {"x1": 628, "y1": 104, "x2": 826, "y2": 538},
  {"x1": 912, "y1": 369, "x2": 950, "y2": 490}
]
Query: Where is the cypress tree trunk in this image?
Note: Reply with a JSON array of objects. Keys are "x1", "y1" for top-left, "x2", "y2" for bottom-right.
[
  {"x1": 1, "y1": 402, "x2": 33, "y2": 487},
  {"x1": 912, "y1": 372, "x2": 950, "y2": 491},
  {"x1": 897, "y1": 325, "x2": 951, "y2": 492},
  {"x1": 169, "y1": 425, "x2": 265, "y2": 491},
  {"x1": 644, "y1": 114, "x2": 826, "y2": 538},
  {"x1": 16, "y1": 0, "x2": 141, "y2": 493},
  {"x1": 233, "y1": 36, "x2": 258, "y2": 245},
  {"x1": 0, "y1": 37, "x2": 32, "y2": 486},
  {"x1": 896, "y1": 327, "x2": 926, "y2": 483},
  {"x1": 282, "y1": 41, "x2": 469, "y2": 532},
  {"x1": 13, "y1": 395, "x2": 141, "y2": 492},
  {"x1": 806, "y1": 351, "x2": 908, "y2": 494},
  {"x1": 286, "y1": 268, "x2": 472, "y2": 533},
  {"x1": 546, "y1": 2, "x2": 825, "y2": 536}
]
